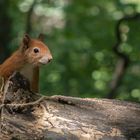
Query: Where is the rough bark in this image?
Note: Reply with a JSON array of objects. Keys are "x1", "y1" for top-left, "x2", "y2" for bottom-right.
[{"x1": 0, "y1": 72, "x2": 140, "y2": 140}]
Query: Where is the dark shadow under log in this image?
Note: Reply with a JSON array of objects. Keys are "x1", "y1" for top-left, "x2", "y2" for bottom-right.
[{"x1": 0, "y1": 72, "x2": 140, "y2": 140}]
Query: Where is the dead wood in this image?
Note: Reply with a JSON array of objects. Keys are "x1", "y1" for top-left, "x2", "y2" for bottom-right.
[{"x1": 0, "y1": 72, "x2": 140, "y2": 140}]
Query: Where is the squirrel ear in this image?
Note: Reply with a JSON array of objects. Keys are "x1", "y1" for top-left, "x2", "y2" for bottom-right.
[
  {"x1": 20, "y1": 34, "x2": 31, "y2": 52},
  {"x1": 23, "y1": 34, "x2": 30, "y2": 46},
  {"x1": 38, "y1": 33, "x2": 44, "y2": 41}
]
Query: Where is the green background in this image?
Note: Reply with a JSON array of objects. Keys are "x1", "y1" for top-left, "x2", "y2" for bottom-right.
[{"x1": 0, "y1": 0, "x2": 140, "y2": 102}]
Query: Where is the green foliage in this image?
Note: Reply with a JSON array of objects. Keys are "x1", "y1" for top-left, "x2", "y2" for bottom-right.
[{"x1": 4, "y1": 0, "x2": 140, "y2": 102}]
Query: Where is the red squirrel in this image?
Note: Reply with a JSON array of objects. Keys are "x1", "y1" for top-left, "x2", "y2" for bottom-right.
[{"x1": 0, "y1": 34, "x2": 52, "y2": 93}]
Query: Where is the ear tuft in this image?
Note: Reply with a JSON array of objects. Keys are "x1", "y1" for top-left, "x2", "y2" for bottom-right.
[
  {"x1": 21, "y1": 34, "x2": 31, "y2": 52},
  {"x1": 23, "y1": 34, "x2": 30, "y2": 45},
  {"x1": 38, "y1": 33, "x2": 45, "y2": 41}
]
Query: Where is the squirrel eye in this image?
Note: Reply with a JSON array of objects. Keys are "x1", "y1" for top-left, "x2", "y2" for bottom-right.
[{"x1": 33, "y1": 48, "x2": 39, "y2": 53}]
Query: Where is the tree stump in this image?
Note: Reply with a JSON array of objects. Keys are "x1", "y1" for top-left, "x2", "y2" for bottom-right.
[{"x1": 0, "y1": 72, "x2": 140, "y2": 140}]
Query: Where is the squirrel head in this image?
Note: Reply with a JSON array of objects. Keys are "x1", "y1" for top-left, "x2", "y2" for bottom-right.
[{"x1": 20, "y1": 34, "x2": 53, "y2": 66}]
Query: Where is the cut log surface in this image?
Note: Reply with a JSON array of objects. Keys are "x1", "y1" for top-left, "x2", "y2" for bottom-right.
[{"x1": 0, "y1": 72, "x2": 140, "y2": 140}]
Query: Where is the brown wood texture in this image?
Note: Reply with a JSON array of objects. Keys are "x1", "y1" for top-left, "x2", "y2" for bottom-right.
[{"x1": 0, "y1": 72, "x2": 140, "y2": 140}]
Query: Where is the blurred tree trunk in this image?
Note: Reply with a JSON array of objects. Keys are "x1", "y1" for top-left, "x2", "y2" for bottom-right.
[
  {"x1": 107, "y1": 13, "x2": 140, "y2": 99},
  {"x1": 26, "y1": 0, "x2": 37, "y2": 34},
  {"x1": 0, "y1": 0, "x2": 12, "y2": 63}
]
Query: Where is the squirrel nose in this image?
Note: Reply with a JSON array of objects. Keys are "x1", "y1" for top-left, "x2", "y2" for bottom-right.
[
  {"x1": 39, "y1": 55, "x2": 53, "y2": 64},
  {"x1": 48, "y1": 58, "x2": 52, "y2": 63},
  {"x1": 48, "y1": 56, "x2": 53, "y2": 63}
]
